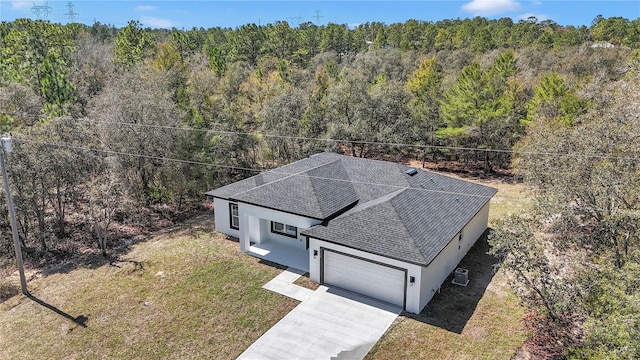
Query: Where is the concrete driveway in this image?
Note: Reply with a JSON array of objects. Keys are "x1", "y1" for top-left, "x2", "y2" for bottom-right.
[{"x1": 237, "y1": 285, "x2": 400, "y2": 360}]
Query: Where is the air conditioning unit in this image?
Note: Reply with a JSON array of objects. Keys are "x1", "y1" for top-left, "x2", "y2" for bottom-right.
[{"x1": 452, "y1": 267, "x2": 469, "y2": 286}]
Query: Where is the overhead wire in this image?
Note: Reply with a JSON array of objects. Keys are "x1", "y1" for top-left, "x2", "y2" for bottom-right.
[
  {"x1": 14, "y1": 138, "x2": 259, "y2": 172},
  {"x1": 13, "y1": 137, "x2": 495, "y2": 199},
  {"x1": 13, "y1": 136, "x2": 640, "y2": 216},
  {"x1": 76, "y1": 118, "x2": 640, "y2": 162},
  {"x1": 2, "y1": 114, "x2": 637, "y2": 161}
]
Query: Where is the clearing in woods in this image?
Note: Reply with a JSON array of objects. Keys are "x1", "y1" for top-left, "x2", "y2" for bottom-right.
[{"x1": 0, "y1": 170, "x2": 528, "y2": 359}]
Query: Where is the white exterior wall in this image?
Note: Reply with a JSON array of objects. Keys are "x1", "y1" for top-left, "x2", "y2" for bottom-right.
[
  {"x1": 239, "y1": 203, "x2": 322, "y2": 253},
  {"x1": 418, "y1": 237, "x2": 459, "y2": 309},
  {"x1": 418, "y1": 201, "x2": 491, "y2": 310},
  {"x1": 257, "y1": 218, "x2": 306, "y2": 250},
  {"x1": 212, "y1": 198, "x2": 240, "y2": 238},
  {"x1": 308, "y1": 238, "x2": 424, "y2": 314},
  {"x1": 459, "y1": 201, "x2": 490, "y2": 261}
]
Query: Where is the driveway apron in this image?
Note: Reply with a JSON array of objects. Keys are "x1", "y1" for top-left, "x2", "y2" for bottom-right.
[{"x1": 237, "y1": 285, "x2": 400, "y2": 360}]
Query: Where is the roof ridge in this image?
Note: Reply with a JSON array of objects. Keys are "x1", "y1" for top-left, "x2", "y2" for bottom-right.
[
  {"x1": 233, "y1": 157, "x2": 342, "y2": 197},
  {"x1": 347, "y1": 187, "x2": 407, "y2": 214}
]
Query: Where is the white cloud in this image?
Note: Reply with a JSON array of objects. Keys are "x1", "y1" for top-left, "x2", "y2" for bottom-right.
[
  {"x1": 135, "y1": 5, "x2": 157, "y2": 12},
  {"x1": 10, "y1": 1, "x2": 32, "y2": 10},
  {"x1": 517, "y1": 13, "x2": 551, "y2": 23},
  {"x1": 462, "y1": 0, "x2": 522, "y2": 16},
  {"x1": 140, "y1": 16, "x2": 174, "y2": 29}
]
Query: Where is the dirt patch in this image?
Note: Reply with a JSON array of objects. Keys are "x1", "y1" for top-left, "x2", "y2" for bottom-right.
[
  {"x1": 293, "y1": 272, "x2": 320, "y2": 290},
  {"x1": 0, "y1": 279, "x2": 19, "y2": 303}
]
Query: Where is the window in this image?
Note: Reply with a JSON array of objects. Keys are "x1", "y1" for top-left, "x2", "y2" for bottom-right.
[
  {"x1": 229, "y1": 203, "x2": 239, "y2": 230},
  {"x1": 271, "y1": 221, "x2": 297, "y2": 238}
]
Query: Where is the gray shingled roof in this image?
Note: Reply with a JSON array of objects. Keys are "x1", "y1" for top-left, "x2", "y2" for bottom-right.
[
  {"x1": 301, "y1": 188, "x2": 493, "y2": 266},
  {"x1": 207, "y1": 152, "x2": 497, "y2": 265}
]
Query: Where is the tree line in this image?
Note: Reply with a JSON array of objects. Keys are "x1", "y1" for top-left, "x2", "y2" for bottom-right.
[{"x1": 1, "y1": 16, "x2": 639, "y2": 357}]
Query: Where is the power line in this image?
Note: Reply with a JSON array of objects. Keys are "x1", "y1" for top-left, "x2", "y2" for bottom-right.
[
  {"x1": 3, "y1": 114, "x2": 637, "y2": 161},
  {"x1": 11, "y1": 137, "x2": 497, "y2": 200},
  {"x1": 14, "y1": 138, "x2": 258, "y2": 172},
  {"x1": 13, "y1": 137, "x2": 640, "y2": 216},
  {"x1": 77, "y1": 119, "x2": 640, "y2": 162}
]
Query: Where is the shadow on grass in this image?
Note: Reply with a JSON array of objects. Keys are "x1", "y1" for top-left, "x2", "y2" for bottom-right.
[
  {"x1": 27, "y1": 294, "x2": 88, "y2": 328},
  {"x1": 403, "y1": 231, "x2": 498, "y2": 334},
  {"x1": 35, "y1": 214, "x2": 216, "y2": 277},
  {"x1": 258, "y1": 259, "x2": 288, "y2": 270}
]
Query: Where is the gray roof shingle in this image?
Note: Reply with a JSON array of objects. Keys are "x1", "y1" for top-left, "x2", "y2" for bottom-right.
[
  {"x1": 301, "y1": 188, "x2": 493, "y2": 266},
  {"x1": 207, "y1": 152, "x2": 497, "y2": 265}
]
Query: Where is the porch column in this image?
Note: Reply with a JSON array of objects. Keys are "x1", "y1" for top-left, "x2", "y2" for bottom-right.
[{"x1": 239, "y1": 213, "x2": 250, "y2": 253}]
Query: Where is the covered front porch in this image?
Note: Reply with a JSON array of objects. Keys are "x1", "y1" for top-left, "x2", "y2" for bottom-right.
[
  {"x1": 238, "y1": 206, "x2": 320, "y2": 273},
  {"x1": 248, "y1": 241, "x2": 309, "y2": 272}
]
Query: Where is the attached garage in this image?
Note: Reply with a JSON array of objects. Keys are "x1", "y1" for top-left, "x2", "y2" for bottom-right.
[{"x1": 321, "y1": 249, "x2": 406, "y2": 308}]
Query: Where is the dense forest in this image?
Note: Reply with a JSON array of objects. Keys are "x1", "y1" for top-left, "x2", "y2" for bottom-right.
[{"x1": 1, "y1": 15, "x2": 639, "y2": 358}]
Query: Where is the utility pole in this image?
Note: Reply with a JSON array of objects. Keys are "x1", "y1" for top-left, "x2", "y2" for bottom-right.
[
  {"x1": 31, "y1": 2, "x2": 53, "y2": 19},
  {"x1": 64, "y1": 2, "x2": 79, "y2": 23},
  {"x1": 0, "y1": 134, "x2": 28, "y2": 295},
  {"x1": 313, "y1": 10, "x2": 323, "y2": 23},
  {"x1": 287, "y1": 15, "x2": 304, "y2": 27}
]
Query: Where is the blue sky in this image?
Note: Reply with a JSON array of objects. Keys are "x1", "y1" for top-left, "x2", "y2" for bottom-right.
[{"x1": 1, "y1": 1, "x2": 638, "y2": 29}]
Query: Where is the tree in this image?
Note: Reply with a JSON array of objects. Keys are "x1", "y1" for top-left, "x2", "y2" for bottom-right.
[
  {"x1": 471, "y1": 27, "x2": 495, "y2": 52},
  {"x1": 67, "y1": 32, "x2": 114, "y2": 114},
  {"x1": 400, "y1": 19, "x2": 423, "y2": 50},
  {"x1": 489, "y1": 215, "x2": 581, "y2": 323},
  {"x1": 320, "y1": 23, "x2": 349, "y2": 61},
  {"x1": 0, "y1": 20, "x2": 76, "y2": 85},
  {"x1": 87, "y1": 158, "x2": 123, "y2": 256},
  {"x1": 325, "y1": 67, "x2": 369, "y2": 156},
  {"x1": 524, "y1": 73, "x2": 588, "y2": 127},
  {"x1": 9, "y1": 117, "x2": 97, "y2": 250},
  {"x1": 259, "y1": 87, "x2": 308, "y2": 163},
  {"x1": 326, "y1": 66, "x2": 412, "y2": 157},
  {"x1": 153, "y1": 42, "x2": 183, "y2": 71},
  {"x1": 113, "y1": 20, "x2": 155, "y2": 69},
  {"x1": 88, "y1": 66, "x2": 181, "y2": 204},
  {"x1": 498, "y1": 66, "x2": 640, "y2": 357},
  {"x1": 296, "y1": 22, "x2": 321, "y2": 65},
  {"x1": 590, "y1": 17, "x2": 630, "y2": 45},
  {"x1": 264, "y1": 21, "x2": 298, "y2": 60},
  {"x1": 406, "y1": 57, "x2": 442, "y2": 160},
  {"x1": 39, "y1": 51, "x2": 76, "y2": 117},
  {"x1": 434, "y1": 28, "x2": 453, "y2": 50},
  {"x1": 207, "y1": 46, "x2": 227, "y2": 76},
  {"x1": 0, "y1": 82, "x2": 43, "y2": 127},
  {"x1": 439, "y1": 52, "x2": 525, "y2": 167},
  {"x1": 572, "y1": 263, "x2": 640, "y2": 359},
  {"x1": 231, "y1": 23, "x2": 264, "y2": 66},
  {"x1": 439, "y1": 61, "x2": 504, "y2": 152}
]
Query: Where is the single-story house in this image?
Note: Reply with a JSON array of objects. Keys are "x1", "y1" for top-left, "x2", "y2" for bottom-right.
[{"x1": 206, "y1": 152, "x2": 497, "y2": 314}]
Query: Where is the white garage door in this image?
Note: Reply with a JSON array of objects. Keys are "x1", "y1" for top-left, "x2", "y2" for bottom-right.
[{"x1": 323, "y1": 250, "x2": 406, "y2": 308}]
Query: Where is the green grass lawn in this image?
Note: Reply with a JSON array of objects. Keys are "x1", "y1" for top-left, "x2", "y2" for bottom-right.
[{"x1": 0, "y1": 218, "x2": 297, "y2": 359}]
